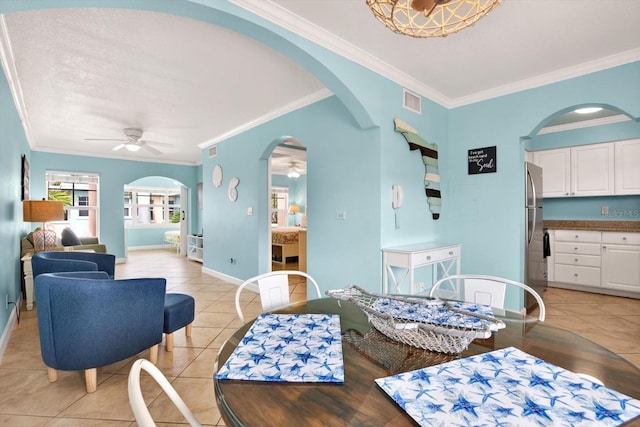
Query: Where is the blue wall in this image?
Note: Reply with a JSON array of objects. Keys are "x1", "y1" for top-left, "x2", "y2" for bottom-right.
[
  {"x1": 0, "y1": 64, "x2": 32, "y2": 337},
  {"x1": 2, "y1": 0, "x2": 639, "y2": 340},
  {"x1": 445, "y1": 63, "x2": 640, "y2": 292},
  {"x1": 29, "y1": 152, "x2": 199, "y2": 259}
]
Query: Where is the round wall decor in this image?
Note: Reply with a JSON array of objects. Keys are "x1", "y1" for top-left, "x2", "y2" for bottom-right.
[
  {"x1": 212, "y1": 165, "x2": 223, "y2": 187},
  {"x1": 228, "y1": 177, "x2": 239, "y2": 202}
]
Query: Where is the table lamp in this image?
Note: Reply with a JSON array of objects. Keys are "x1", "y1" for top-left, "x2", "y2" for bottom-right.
[
  {"x1": 23, "y1": 200, "x2": 65, "y2": 252},
  {"x1": 288, "y1": 204, "x2": 300, "y2": 215}
]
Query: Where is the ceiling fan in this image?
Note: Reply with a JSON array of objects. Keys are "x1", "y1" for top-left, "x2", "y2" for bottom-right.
[{"x1": 85, "y1": 128, "x2": 168, "y2": 155}]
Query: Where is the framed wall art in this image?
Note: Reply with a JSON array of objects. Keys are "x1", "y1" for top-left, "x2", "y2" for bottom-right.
[{"x1": 21, "y1": 154, "x2": 30, "y2": 200}]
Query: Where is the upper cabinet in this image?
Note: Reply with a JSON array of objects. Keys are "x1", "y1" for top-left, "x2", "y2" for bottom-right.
[
  {"x1": 532, "y1": 149, "x2": 571, "y2": 197},
  {"x1": 533, "y1": 139, "x2": 639, "y2": 197},
  {"x1": 571, "y1": 143, "x2": 615, "y2": 196},
  {"x1": 614, "y1": 139, "x2": 640, "y2": 195}
]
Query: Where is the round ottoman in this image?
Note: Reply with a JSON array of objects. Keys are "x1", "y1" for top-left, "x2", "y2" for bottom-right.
[{"x1": 163, "y1": 293, "x2": 195, "y2": 351}]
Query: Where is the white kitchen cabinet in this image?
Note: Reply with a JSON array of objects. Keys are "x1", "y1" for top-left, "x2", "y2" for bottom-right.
[
  {"x1": 553, "y1": 230, "x2": 602, "y2": 287},
  {"x1": 571, "y1": 143, "x2": 615, "y2": 196},
  {"x1": 533, "y1": 148, "x2": 570, "y2": 197},
  {"x1": 614, "y1": 139, "x2": 640, "y2": 195},
  {"x1": 533, "y1": 143, "x2": 614, "y2": 197},
  {"x1": 601, "y1": 232, "x2": 640, "y2": 293},
  {"x1": 550, "y1": 229, "x2": 639, "y2": 297}
]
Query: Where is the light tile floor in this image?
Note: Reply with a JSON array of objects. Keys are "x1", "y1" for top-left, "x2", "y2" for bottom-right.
[{"x1": 0, "y1": 249, "x2": 638, "y2": 425}]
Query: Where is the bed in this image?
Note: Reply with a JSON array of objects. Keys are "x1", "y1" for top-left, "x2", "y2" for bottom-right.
[
  {"x1": 272, "y1": 227, "x2": 303, "y2": 265},
  {"x1": 163, "y1": 230, "x2": 181, "y2": 253}
]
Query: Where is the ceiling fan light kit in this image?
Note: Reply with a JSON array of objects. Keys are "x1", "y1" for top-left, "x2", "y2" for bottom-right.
[
  {"x1": 87, "y1": 127, "x2": 165, "y2": 155},
  {"x1": 366, "y1": 0, "x2": 501, "y2": 38}
]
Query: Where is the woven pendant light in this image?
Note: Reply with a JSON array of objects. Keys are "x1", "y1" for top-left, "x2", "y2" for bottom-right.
[{"x1": 366, "y1": 0, "x2": 501, "y2": 38}]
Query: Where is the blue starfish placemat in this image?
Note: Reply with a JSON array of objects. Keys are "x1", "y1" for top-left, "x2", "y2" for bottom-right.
[
  {"x1": 375, "y1": 347, "x2": 640, "y2": 426},
  {"x1": 216, "y1": 313, "x2": 344, "y2": 383}
]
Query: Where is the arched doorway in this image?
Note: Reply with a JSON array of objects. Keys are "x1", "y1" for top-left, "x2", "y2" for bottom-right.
[{"x1": 269, "y1": 138, "x2": 307, "y2": 272}]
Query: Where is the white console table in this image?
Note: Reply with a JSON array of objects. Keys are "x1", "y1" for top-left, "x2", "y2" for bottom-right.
[
  {"x1": 21, "y1": 254, "x2": 35, "y2": 310},
  {"x1": 382, "y1": 242, "x2": 461, "y2": 295}
]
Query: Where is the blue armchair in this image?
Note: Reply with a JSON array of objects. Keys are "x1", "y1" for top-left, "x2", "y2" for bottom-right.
[
  {"x1": 35, "y1": 272, "x2": 166, "y2": 393},
  {"x1": 31, "y1": 251, "x2": 116, "y2": 279}
]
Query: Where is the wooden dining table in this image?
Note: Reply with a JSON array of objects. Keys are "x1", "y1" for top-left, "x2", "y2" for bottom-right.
[{"x1": 214, "y1": 298, "x2": 640, "y2": 427}]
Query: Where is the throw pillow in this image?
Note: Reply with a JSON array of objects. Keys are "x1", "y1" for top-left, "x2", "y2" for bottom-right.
[{"x1": 61, "y1": 228, "x2": 82, "y2": 246}]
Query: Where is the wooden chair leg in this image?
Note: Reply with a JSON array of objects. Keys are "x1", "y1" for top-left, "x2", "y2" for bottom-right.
[
  {"x1": 166, "y1": 333, "x2": 174, "y2": 352},
  {"x1": 149, "y1": 344, "x2": 159, "y2": 364},
  {"x1": 185, "y1": 323, "x2": 192, "y2": 337},
  {"x1": 47, "y1": 367, "x2": 58, "y2": 383},
  {"x1": 85, "y1": 368, "x2": 97, "y2": 393}
]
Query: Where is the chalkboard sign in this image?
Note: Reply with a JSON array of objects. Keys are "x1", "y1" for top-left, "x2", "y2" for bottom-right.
[{"x1": 468, "y1": 146, "x2": 497, "y2": 175}]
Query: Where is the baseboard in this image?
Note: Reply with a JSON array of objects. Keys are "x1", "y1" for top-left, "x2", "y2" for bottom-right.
[
  {"x1": 549, "y1": 281, "x2": 640, "y2": 299},
  {"x1": 0, "y1": 296, "x2": 21, "y2": 365},
  {"x1": 201, "y1": 267, "x2": 260, "y2": 292}
]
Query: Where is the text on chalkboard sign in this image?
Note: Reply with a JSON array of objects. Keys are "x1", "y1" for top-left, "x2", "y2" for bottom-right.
[{"x1": 468, "y1": 146, "x2": 497, "y2": 175}]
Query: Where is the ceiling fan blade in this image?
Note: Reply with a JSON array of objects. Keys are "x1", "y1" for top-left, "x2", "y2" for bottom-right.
[
  {"x1": 140, "y1": 139, "x2": 172, "y2": 148},
  {"x1": 141, "y1": 143, "x2": 162, "y2": 155},
  {"x1": 85, "y1": 138, "x2": 127, "y2": 142},
  {"x1": 112, "y1": 144, "x2": 125, "y2": 151}
]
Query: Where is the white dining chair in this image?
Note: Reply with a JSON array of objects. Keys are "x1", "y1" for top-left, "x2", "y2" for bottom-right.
[
  {"x1": 128, "y1": 359, "x2": 201, "y2": 427},
  {"x1": 429, "y1": 274, "x2": 546, "y2": 321},
  {"x1": 235, "y1": 270, "x2": 322, "y2": 324}
]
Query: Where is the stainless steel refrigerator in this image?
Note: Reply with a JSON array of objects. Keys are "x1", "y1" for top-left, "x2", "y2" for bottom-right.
[{"x1": 525, "y1": 162, "x2": 548, "y2": 311}]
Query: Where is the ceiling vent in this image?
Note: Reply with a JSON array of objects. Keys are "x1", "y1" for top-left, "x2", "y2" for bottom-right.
[
  {"x1": 208, "y1": 146, "x2": 217, "y2": 158},
  {"x1": 403, "y1": 89, "x2": 421, "y2": 114}
]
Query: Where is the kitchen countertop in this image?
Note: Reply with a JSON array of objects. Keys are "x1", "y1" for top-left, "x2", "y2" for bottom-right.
[{"x1": 544, "y1": 220, "x2": 640, "y2": 232}]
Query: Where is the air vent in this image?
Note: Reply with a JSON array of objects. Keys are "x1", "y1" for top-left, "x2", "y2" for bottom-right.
[
  {"x1": 403, "y1": 89, "x2": 421, "y2": 114},
  {"x1": 208, "y1": 146, "x2": 217, "y2": 158}
]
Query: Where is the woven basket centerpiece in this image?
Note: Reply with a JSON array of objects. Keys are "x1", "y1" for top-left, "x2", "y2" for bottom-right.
[{"x1": 327, "y1": 285, "x2": 505, "y2": 354}]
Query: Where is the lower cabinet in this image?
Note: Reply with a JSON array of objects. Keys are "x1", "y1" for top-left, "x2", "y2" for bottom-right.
[
  {"x1": 601, "y1": 232, "x2": 640, "y2": 293},
  {"x1": 553, "y1": 230, "x2": 602, "y2": 287},
  {"x1": 550, "y1": 229, "x2": 639, "y2": 297}
]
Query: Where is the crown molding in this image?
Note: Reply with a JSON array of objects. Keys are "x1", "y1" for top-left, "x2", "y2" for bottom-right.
[
  {"x1": 199, "y1": 88, "x2": 332, "y2": 148},
  {"x1": 450, "y1": 48, "x2": 640, "y2": 108},
  {"x1": 31, "y1": 147, "x2": 200, "y2": 166},
  {"x1": 537, "y1": 114, "x2": 631, "y2": 135},
  {"x1": 0, "y1": 15, "x2": 34, "y2": 145},
  {"x1": 230, "y1": 1, "x2": 640, "y2": 110},
  {"x1": 228, "y1": 0, "x2": 449, "y2": 107}
]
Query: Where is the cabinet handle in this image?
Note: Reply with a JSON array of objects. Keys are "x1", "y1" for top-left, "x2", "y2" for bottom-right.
[
  {"x1": 448, "y1": 251, "x2": 454, "y2": 255},
  {"x1": 426, "y1": 256, "x2": 431, "y2": 260},
  {"x1": 623, "y1": 237, "x2": 627, "y2": 241},
  {"x1": 574, "y1": 235, "x2": 579, "y2": 239},
  {"x1": 603, "y1": 245, "x2": 607, "y2": 250},
  {"x1": 574, "y1": 258, "x2": 578, "y2": 262},
  {"x1": 574, "y1": 247, "x2": 578, "y2": 251},
  {"x1": 574, "y1": 273, "x2": 578, "y2": 277}
]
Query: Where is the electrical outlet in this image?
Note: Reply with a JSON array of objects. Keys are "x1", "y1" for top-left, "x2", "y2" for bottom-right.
[{"x1": 601, "y1": 206, "x2": 609, "y2": 215}]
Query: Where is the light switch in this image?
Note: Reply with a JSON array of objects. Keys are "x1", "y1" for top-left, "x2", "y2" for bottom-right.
[
  {"x1": 247, "y1": 207, "x2": 253, "y2": 216},
  {"x1": 336, "y1": 211, "x2": 347, "y2": 220}
]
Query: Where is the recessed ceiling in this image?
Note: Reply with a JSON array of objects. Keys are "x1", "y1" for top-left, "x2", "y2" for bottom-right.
[{"x1": 1, "y1": 1, "x2": 638, "y2": 165}]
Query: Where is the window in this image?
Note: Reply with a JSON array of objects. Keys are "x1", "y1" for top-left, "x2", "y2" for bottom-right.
[
  {"x1": 125, "y1": 186, "x2": 181, "y2": 226},
  {"x1": 271, "y1": 187, "x2": 288, "y2": 227},
  {"x1": 46, "y1": 171, "x2": 100, "y2": 238}
]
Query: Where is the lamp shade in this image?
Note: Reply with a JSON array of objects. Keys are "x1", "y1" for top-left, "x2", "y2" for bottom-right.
[
  {"x1": 288, "y1": 204, "x2": 301, "y2": 214},
  {"x1": 23, "y1": 200, "x2": 65, "y2": 223}
]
